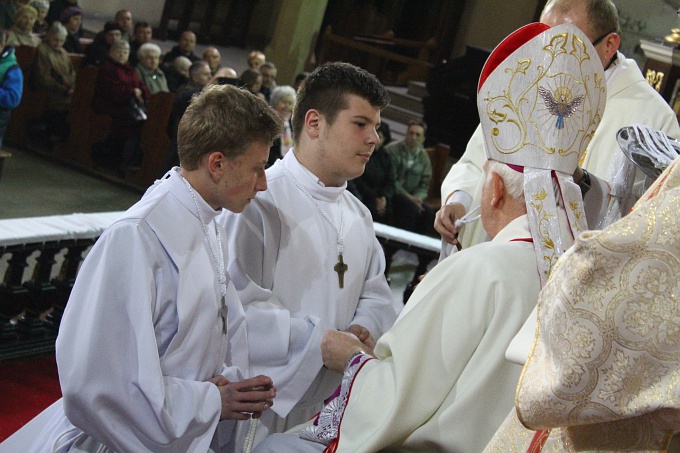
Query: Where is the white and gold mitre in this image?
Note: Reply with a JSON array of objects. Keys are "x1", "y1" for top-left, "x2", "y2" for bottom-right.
[{"x1": 478, "y1": 22, "x2": 606, "y2": 283}]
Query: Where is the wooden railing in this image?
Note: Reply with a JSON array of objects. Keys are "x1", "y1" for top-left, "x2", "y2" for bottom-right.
[{"x1": 317, "y1": 25, "x2": 436, "y2": 85}]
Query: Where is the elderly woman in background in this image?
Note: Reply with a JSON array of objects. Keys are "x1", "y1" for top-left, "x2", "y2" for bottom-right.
[
  {"x1": 31, "y1": 21, "x2": 74, "y2": 145},
  {"x1": 7, "y1": 5, "x2": 40, "y2": 47},
  {"x1": 92, "y1": 39, "x2": 149, "y2": 175},
  {"x1": 135, "y1": 42, "x2": 168, "y2": 94},
  {"x1": 59, "y1": 5, "x2": 82, "y2": 54},
  {"x1": 29, "y1": 0, "x2": 48, "y2": 37},
  {"x1": 266, "y1": 84, "x2": 295, "y2": 167}
]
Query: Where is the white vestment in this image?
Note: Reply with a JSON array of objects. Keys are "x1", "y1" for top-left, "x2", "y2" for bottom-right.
[
  {"x1": 441, "y1": 53, "x2": 680, "y2": 249},
  {"x1": 254, "y1": 215, "x2": 542, "y2": 453},
  {"x1": 217, "y1": 150, "x2": 397, "y2": 449},
  {"x1": 21, "y1": 169, "x2": 249, "y2": 453}
]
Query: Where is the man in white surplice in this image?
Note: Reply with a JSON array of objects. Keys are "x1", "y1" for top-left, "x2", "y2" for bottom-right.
[
  {"x1": 217, "y1": 62, "x2": 397, "y2": 451},
  {"x1": 436, "y1": 0, "x2": 680, "y2": 253},
  {"x1": 20, "y1": 85, "x2": 281, "y2": 452},
  {"x1": 253, "y1": 22, "x2": 607, "y2": 452}
]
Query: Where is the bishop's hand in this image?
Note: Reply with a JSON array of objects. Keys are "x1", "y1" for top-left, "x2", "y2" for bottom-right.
[
  {"x1": 346, "y1": 324, "x2": 376, "y2": 352},
  {"x1": 322, "y1": 330, "x2": 367, "y2": 374},
  {"x1": 209, "y1": 375, "x2": 276, "y2": 420}
]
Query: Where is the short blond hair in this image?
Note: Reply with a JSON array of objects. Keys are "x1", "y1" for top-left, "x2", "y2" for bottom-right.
[{"x1": 178, "y1": 84, "x2": 282, "y2": 170}]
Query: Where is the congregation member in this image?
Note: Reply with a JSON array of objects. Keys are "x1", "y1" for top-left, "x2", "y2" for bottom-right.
[
  {"x1": 135, "y1": 42, "x2": 168, "y2": 94},
  {"x1": 84, "y1": 21, "x2": 121, "y2": 66},
  {"x1": 0, "y1": 23, "x2": 22, "y2": 149},
  {"x1": 114, "y1": 9, "x2": 132, "y2": 42},
  {"x1": 259, "y1": 61, "x2": 277, "y2": 102},
  {"x1": 31, "y1": 22, "x2": 74, "y2": 144},
  {"x1": 21, "y1": 83, "x2": 281, "y2": 453},
  {"x1": 59, "y1": 5, "x2": 82, "y2": 54},
  {"x1": 485, "y1": 148, "x2": 680, "y2": 452},
  {"x1": 203, "y1": 46, "x2": 221, "y2": 75},
  {"x1": 165, "y1": 55, "x2": 191, "y2": 93},
  {"x1": 266, "y1": 84, "x2": 295, "y2": 167},
  {"x1": 254, "y1": 21, "x2": 606, "y2": 453},
  {"x1": 387, "y1": 119, "x2": 434, "y2": 234},
  {"x1": 128, "y1": 20, "x2": 152, "y2": 66},
  {"x1": 247, "y1": 49, "x2": 265, "y2": 70},
  {"x1": 91, "y1": 39, "x2": 148, "y2": 174},
  {"x1": 162, "y1": 30, "x2": 199, "y2": 65},
  {"x1": 6, "y1": 5, "x2": 40, "y2": 47},
  {"x1": 45, "y1": 0, "x2": 78, "y2": 33},
  {"x1": 436, "y1": 0, "x2": 680, "y2": 253},
  {"x1": 218, "y1": 61, "x2": 397, "y2": 451},
  {"x1": 240, "y1": 67, "x2": 264, "y2": 100},
  {"x1": 29, "y1": 0, "x2": 47, "y2": 37},
  {"x1": 346, "y1": 122, "x2": 395, "y2": 225}
]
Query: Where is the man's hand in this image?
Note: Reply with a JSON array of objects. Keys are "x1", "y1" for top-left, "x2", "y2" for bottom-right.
[
  {"x1": 209, "y1": 375, "x2": 276, "y2": 421},
  {"x1": 434, "y1": 202, "x2": 467, "y2": 246},
  {"x1": 322, "y1": 330, "x2": 366, "y2": 373},
  {"x1": 346, "y1": 324, "x2": 376, "y2": 352}
]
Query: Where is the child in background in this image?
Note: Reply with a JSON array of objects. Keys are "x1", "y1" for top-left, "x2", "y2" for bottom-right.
[{"x1": 0, "y1": 27, "x2": 23, "y2": 149}]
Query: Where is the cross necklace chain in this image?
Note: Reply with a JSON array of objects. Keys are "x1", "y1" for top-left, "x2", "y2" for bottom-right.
[
  {"x1": 182, "y1": 177, "x2": 228, "y2": 334},
  {"x1": 281, "y1": 165, "x2": 348, "y2": 288}
]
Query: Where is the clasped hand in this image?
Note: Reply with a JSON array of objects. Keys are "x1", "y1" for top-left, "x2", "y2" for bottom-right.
[
  {"x1": 321, "y1": 325, "x2": 376, "y2": 374},
  {"x1": 207, "y1": 375, "x2": 276, "y2": 421}
]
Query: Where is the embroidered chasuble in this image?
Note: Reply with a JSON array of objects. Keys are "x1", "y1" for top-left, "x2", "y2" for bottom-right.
[{"x1": 484, "y1": 158, "x2": 680, "y2": 452}]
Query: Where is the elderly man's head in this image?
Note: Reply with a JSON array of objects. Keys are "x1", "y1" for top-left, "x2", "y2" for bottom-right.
[
  {"x1": 203, "y1": 47, "x2": 221, "y2": 73},
  {"x1": 480, "y1": 160, "x2": 526, "y2": 239}
]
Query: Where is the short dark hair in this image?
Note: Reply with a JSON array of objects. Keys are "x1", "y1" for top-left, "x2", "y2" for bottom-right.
[
  {"x1": 134, "y1": 21, "x2": 150, "y2": 32},
  {"x1": 408, "y1": 119, "x2": 427, "y2": 131},
  {"x1": 178, "y1": 84, "x2": 282, "y2": 170},
  {"x1": 292, "y1": 62, "x2": 389, "y2": 141}
]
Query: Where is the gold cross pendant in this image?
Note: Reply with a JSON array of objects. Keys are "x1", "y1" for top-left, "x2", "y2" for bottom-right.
[{"x1": 334, "y1": 254, "x2": 348, "y2": 288}]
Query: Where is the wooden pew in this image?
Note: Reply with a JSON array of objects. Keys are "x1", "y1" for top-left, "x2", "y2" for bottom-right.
[
  {"x1": 5, "y1": 45, "x2": 45, "y2": 145},
  {"x1": 425, "y1": 142, "x2": 450, "y2": 210},
  {"x1": 59, "y1": 64, "x2": 111, "y2": 167},
  {"x1": 135, "y1": 91, "x2": 174, "y2": 188}
]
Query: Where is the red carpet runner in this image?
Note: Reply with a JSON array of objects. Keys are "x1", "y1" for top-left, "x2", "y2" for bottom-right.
[{"x1": 0, "y1": 354, "x2": 61, "y2": 442}]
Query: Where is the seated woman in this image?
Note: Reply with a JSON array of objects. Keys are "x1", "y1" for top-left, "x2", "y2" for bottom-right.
[
  {"x1": 6, "y1": 5, "x2": 40, "y2": 47},
  {"x1": 135, "y1": 42, "x2": 168, "y2": 94},
  {"x1": 59, "y1": 5, "x2": 82, "y2": 54},
  {"x1": 31, "y1": 21, "x2": 75, "y2": 145},
  {"x1": 29, "y1": 0, "x2": 48, "y2": 37},
  {"x1": 92, "y1": 39, "x2": 149, "y2": 175},
  {"x1": 266, "y1": 85, "x2": 295, "y2": 167}
]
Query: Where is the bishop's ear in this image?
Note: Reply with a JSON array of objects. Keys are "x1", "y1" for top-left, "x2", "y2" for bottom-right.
[{"x1": 490, "y1": 171, "x2": 506, "y2": 207}]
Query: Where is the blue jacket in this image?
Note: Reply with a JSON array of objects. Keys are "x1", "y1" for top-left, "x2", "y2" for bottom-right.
[{"x1": 0, "y1": 45, "x2": 23, "y2": 110}]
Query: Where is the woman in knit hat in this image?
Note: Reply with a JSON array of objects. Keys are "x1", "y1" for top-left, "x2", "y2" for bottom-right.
[{"x1": 7, "y1": 5, "x2": 40, "y2": 47}]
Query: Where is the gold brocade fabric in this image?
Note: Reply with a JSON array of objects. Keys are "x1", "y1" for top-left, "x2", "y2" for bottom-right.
[{"x1": 484, "y1": 157, "x2": 680, "y2": 452}]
